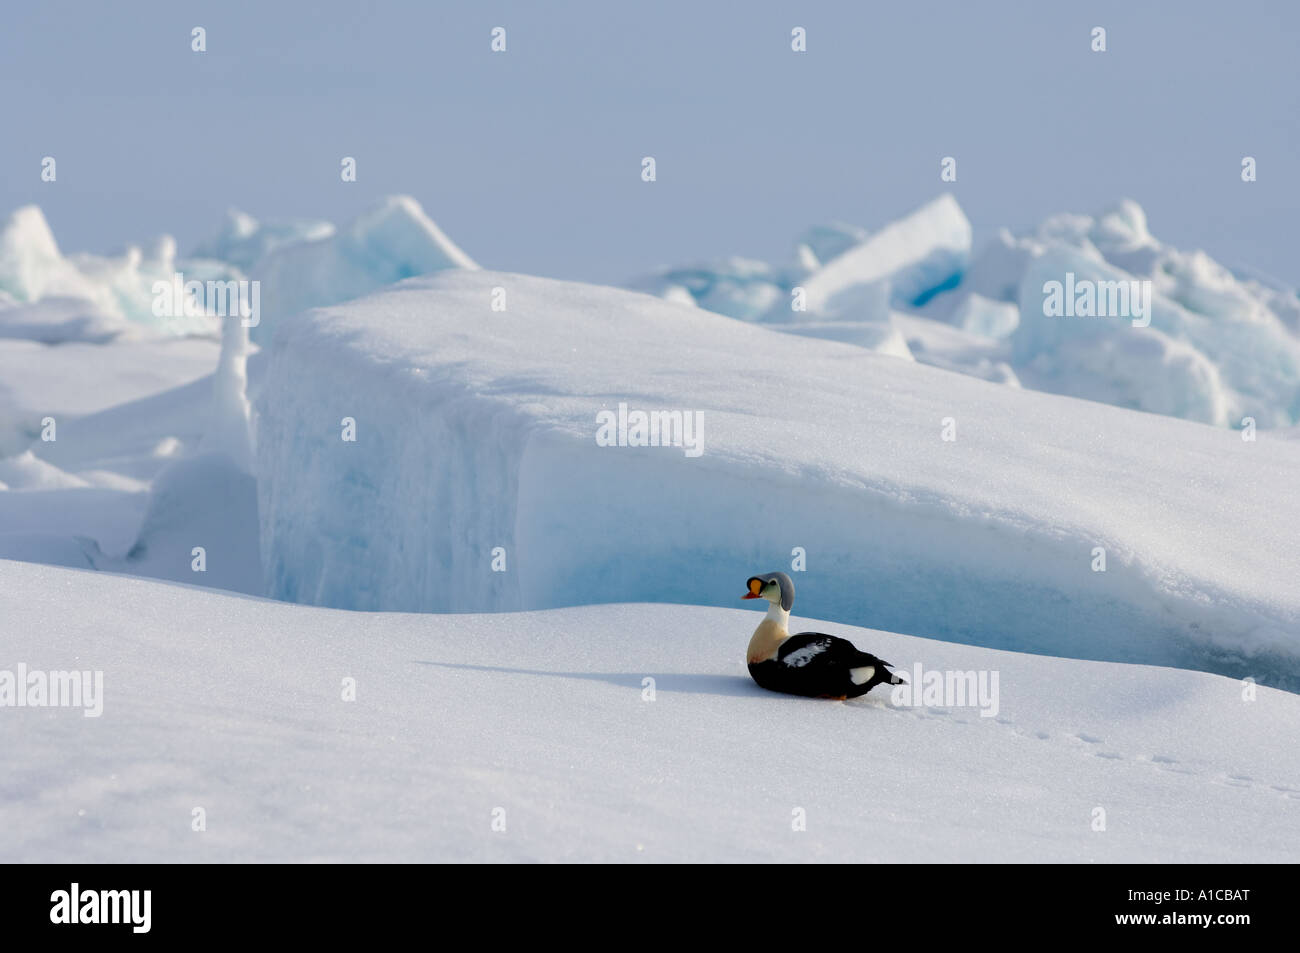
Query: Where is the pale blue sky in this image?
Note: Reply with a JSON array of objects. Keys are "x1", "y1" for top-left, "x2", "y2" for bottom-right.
[{"x1": 2, "y1": 0, "x2": 1296, "y2": 285}]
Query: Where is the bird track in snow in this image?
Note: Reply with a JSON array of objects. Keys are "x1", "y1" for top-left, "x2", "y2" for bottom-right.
[{"x1": 885, "y1": 705, "x2": 1299, "y2": 800}]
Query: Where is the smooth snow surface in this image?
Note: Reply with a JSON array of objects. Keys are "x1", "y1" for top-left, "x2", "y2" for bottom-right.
[{"x1": 2, "y1": 561, "x2": 1295, "y2": 863}]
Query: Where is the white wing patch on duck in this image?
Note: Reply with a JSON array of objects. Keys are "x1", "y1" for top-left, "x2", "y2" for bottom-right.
[
  {"x1": 849, "y1": 665, "x2": 876, "y2": 685},
  {"x1": 782, "y1": 640, "x2": 829, "y2": 668}
]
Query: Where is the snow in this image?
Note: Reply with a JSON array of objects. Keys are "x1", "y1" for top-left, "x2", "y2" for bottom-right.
[
  {"x1": 257, "y1": 270, "x2": 1300, "y2": 690},
  {"x1": 2, "y1": 189, "x2": 1298, "y2": 863},
  {"x1": 0, "y1": 206, "x2": 217, "y2": 335},
  {"x1": 191, "y1": 208, "x2": 335, "y2": 273},
  {"x1": 974, "y1": 203, "x2": 1300, "y2": 428},
  {"x1": 773, "y1": 316, "x2": 915, "y2": 359},
  {"x1": 0, "y1": 337, "x2": 263, "y2": 594},
  {"x1": 1009, "y1": 243, "x2": 1300, "y2": 427},
  {"x1": 628, "y1": 256, "x2": 796, "y2": 323},
  {"x1": 0, "y1": 296, "x2": 131, "y2": 345},
  {"x1": 955, "y1": 227, "x2": 1042, "y2": 307},
  {"x1": 0, "y1": 197, "x2": 476, "y2": 346},
  {"x1": 25, "y1": 371, "x2": 216, "y2": 480},
  {"x1": 0, "y1": 335, "x2": 222, "y2": 468},
  {"x1": 0, "y1": 487, "x2": 146, "y2": 563},
  {"x1": 634, "y1": 196, "x2": 1300, "y2": 430},
  {"x1": 796, "y1": 194, "x2": 972, "y2": 314},
  {"x1": 951, "y1": 292, "x2": 1020, "y2": 340},
  {"x1": 0, "y1": 318, "x2": 257, "y2": 583},
  {"x1": 111, "y1": 451, "x2": 262, "y2": 595},
  {"x1": 794, "y1": 221, "x2": 871, "y2": 269},
  {"x1": 2, "y1": 559, "x2": 1295, "y2": 863},
  {"x1": 0, "y1": 206, "x2": 113, "y2": 311},
  {"x1": 198, "y1": 314, "x2": 254, "y2": 473},
  {"x1": 0, "y1": 450, "x2": 90, "y2": 490},
  {"x1": 0, "y1": 336, "x2": 219, "y2": 439},
  {"x1": 892, "y1": 312, "x2": 1020, "y2": 385},
  {"x1": 250, "y1": 195, "x2": 478, "y2": 341},
  {"x1": 625, "y1": 197, "x2": 972, "y2": 330}
]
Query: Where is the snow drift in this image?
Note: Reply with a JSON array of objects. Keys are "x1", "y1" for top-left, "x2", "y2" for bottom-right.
[
  {"x1": 4, "y1": 559, "x2": 1297, "y2": 863},
  {"x1": 257, "y1": 270, "x2": 1300, "y2": 688}
]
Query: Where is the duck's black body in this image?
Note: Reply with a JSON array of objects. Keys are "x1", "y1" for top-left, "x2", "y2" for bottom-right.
[{"x1": 748, "y1": 632, "x2": 900, "y2": 699}]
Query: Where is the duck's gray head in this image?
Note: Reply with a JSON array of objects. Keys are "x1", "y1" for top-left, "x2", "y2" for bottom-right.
[{"x1": 743, "y1": 571, "x2": 794, "y2": 611}]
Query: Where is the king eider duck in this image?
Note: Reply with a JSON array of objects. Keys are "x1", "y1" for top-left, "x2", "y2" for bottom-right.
[{"x1": 743, "y1": 572, "x2": 904, "y2": 699}]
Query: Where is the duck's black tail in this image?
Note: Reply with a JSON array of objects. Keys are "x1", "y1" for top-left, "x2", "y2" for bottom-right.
[{"x1": 869, "y1": 655, "x2": 906, "y2": 686}]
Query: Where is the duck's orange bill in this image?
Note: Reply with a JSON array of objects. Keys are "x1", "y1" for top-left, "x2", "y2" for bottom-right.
[{"x1": 743, "y1": 577, "x2": 763, "y2": 599}]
